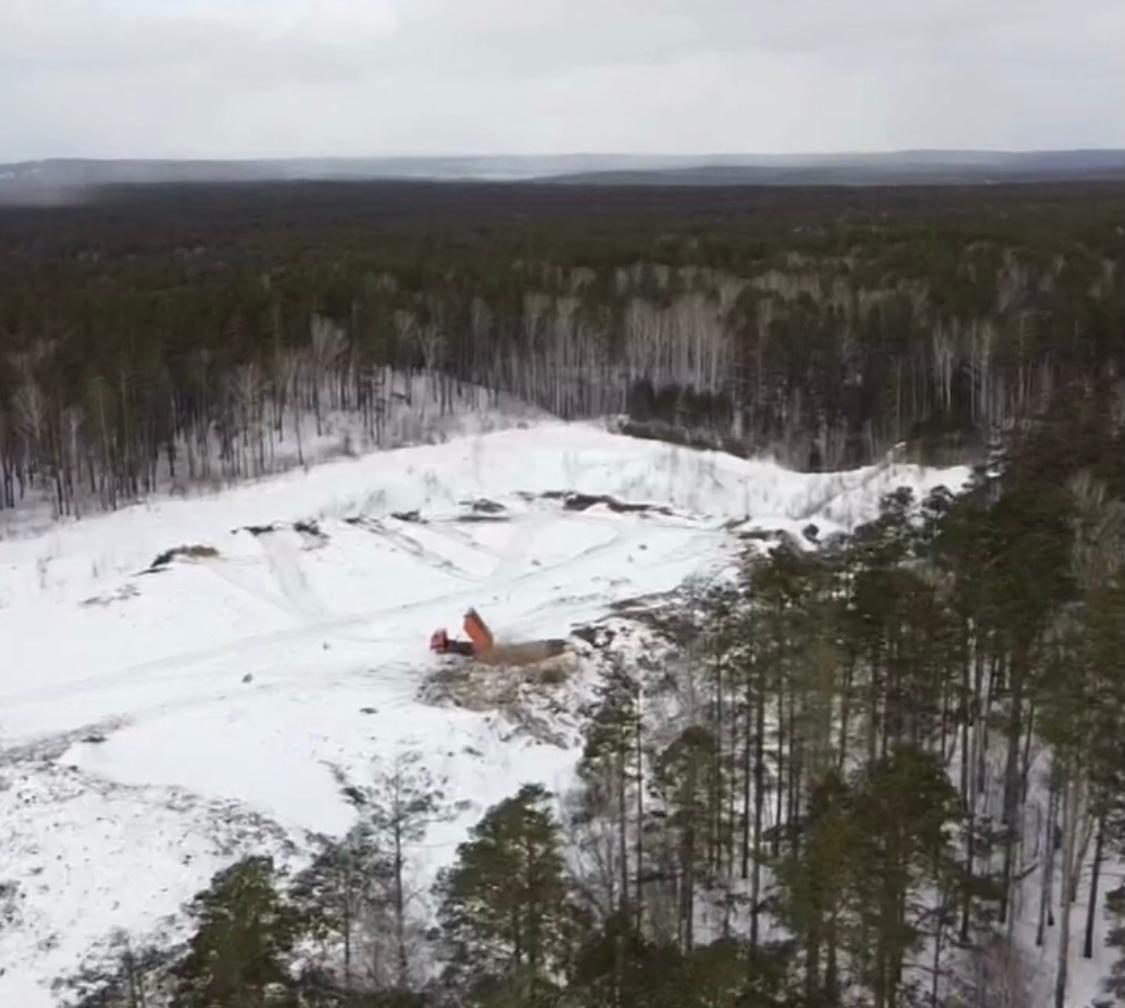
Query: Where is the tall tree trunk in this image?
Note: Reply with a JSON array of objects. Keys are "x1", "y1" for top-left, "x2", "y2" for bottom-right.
[
  {"x1": 1084, "y1": 816, "x2": 1105, "y2": 959},
  {"x1": 1021, "y1": 701, "x2": 1036, "y2": 803},
  {"x1": 805, "y1": 914, "x2": 821, "y2": 1006},
  {"x1": 681, "y1": 822, "x2": 696, "y2": 951},
  {"x1": 825, "y1": 907, "x2": 840, "y2": 1005},
  {"x1": 741, "y1": 683, "x2": 752, "y2": 879},
  {"x1": 975, "y1": 650, "x2": 990, "y2": 797},
  {"x1": 394, "y1": 820, "x2": 407, "y2": 987},
  {"x1": 1054, "y1": 768, "x2": 1082, "y2": 1008},
  {"x1": 712, "y1": 658, "x2": 724, "y2": 872},
  {"x1": 961, "y1": 797, "x2": 976, "y2": 944},
  {"x1": 635, "y1": 706, "x2": 644, "y2": 927},
  {"x1": 931, "y1": 880, "x2": 946, "y2": 1008},
  {"x1": 960, "y1": 624, "x2": 976, "y2": 943},
  {"x1": 342, "y1": 863, "x2": 353, "y2": 995},
  {"x1": 838, "y1": 655, "x2": 854, "y2": 770},
  {"x1": 774, "y1": 691, "x2": 785, "y2": 858},
  {"x1": 617, "y1": 749, "x2": 629, "y2": 916},
  {"x1": 751, "y1": 674, "x2": 766, "y2": 950},
  {"x1": 1037, "y1": 775, "x2": 1059, "y2": 947},
  {"x1": 1000, "y1": 644, "x2": 1027, "y2": 926},
  {"x1": 788, "y1": 678, "x2": 802, "y2": 857}
]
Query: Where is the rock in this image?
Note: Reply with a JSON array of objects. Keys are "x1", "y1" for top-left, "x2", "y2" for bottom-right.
[
  {"x1": 241, "y1": 673, "x2": 253, "y2": 684},
  {"x1": 738, "y1": 528, "x2": 773, "y2": 541},
  {"x1": 561, "y1": 492, "x2": 668, "y2": 514},
  {"x1": 147, "y1": 544, "x2": 219, "y2": 571},
  {"x1": 233, "y1": 523, "x2": 277, "y2": 537},
  {"x1": 466, "y1": 498, "x2": 506, "y2": 514}
]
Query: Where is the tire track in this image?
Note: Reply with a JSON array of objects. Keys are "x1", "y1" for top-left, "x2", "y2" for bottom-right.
[{"x1": 1, "y1": 513, "x2": 717, "y2": 711}]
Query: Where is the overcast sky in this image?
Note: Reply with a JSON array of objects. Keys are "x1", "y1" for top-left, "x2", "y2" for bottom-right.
[{"x1": 1, "y1": 0, "x2": 1121, "y2": 161}]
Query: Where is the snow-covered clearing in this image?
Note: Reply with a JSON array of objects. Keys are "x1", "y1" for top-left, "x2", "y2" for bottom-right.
[{"x1": 0, "y1": 423, "x2": 968, "y2": 1005}]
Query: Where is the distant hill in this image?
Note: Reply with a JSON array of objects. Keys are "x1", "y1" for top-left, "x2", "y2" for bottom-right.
[
  {"x1": 535, "y1": 150, "x2": 1125, "y2": 186},
  {"x1": 0, "y1": 150, "x2": 1121, "y2": 202}
]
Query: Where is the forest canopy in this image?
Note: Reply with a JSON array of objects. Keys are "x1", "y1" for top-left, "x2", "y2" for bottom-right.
[{"x1": 1, "y1": 179, "x2": 1123, "y2": 518}]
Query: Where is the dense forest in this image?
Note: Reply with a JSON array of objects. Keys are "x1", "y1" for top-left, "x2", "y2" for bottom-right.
[
  {"x1": 2, "y1": 180, "x2": 1123, "y2": 520},
  {"x1": 58, "y1": 398, "x2": 1125, "y2": 1007}
]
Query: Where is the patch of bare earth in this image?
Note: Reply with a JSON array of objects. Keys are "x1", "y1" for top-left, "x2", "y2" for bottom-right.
[{"x1": 418, "y1": 646, "x2": 582, "y2": 746}]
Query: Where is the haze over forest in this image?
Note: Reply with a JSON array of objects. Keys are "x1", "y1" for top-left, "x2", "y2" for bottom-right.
[{"x1": 1, "y1": 149, "x2": 1122, "y2": 203}]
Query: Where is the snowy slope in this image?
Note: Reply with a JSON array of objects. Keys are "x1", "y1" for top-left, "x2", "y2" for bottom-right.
[{"x1": 0, "y1": 423, "x2": 969, "y2": 1005}]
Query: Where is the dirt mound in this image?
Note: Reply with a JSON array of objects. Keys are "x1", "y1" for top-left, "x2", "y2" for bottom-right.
[
  {"x1": 418, "y1": 649, "x2": 580, "y2": 745},
  {"x1": 146, "y1": 544, "x2": 219, "y2": 571},
  {"x1": 539, "y1": 491, "x2": 673, "y2": 516},
  {"x1": 475, "y1": 639, "x2": 569, "y2": 667}
]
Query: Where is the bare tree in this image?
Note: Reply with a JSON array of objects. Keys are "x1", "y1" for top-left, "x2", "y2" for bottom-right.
[{"x1": 965, "y1": 938, "x2": 1036, "y2": 1008}]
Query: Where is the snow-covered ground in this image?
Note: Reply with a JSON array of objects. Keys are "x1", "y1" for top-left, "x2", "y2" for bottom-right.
[{"x1": 0, "y1": 422, "x2": 969, "y2": 1005}]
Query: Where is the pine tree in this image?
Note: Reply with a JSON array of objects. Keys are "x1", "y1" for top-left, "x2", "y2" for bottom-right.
[
  {"x1": 775, "y1": 769, "x2": 853, "y2": 1007},
  {"x1": 436, "y1": 783, "x2": 571, "y2": 1004},
  {"x1": 172, "y1": 855, "x2": 297, "y2": 1008},
  {"x1": 844, "y1": 747, "x2": 962, "y2": 1008},
  {"x1": 1105, "y1": 884, "x2": 1125, "y2": 1004},
  {"x1": 572, "y1": 926, "x2": 787, "y2": 1008},
  {"x1": 578, "y1": 658, "x2": 643, "y2": 924},
  {"x1": 652, "y1": 725, "x2": 718, "y2": 951},
  {"x1": 1033, "y1": 473, "x2": 1125, "y2": 1006}
]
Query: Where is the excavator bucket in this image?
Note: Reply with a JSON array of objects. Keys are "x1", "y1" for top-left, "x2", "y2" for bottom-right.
[{"x1": 463, "y1": 608, "x2": 494, "y2": 655}]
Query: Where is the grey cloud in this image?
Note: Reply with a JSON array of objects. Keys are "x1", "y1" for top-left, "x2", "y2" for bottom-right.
[{"x1": 0, "y1": 0, "x2": 1120, "y2": 159}]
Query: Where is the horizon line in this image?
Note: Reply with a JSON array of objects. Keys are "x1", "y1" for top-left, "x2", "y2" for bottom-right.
[{"x1": 4, "y1": 147, "x2": 1124, "y2": 166}]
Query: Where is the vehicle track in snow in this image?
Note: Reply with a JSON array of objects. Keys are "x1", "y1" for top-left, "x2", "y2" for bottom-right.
[{"x1": 0, "y1": 508, "x2": 716, "y2": 720}]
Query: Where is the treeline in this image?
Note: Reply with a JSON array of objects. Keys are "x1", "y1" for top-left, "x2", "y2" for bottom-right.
[
  {"x1": 59, "y1": 392, "x2": 1125, "y2": 1006},
  {"x1": 561, "y1": 390, "x2": 1125, "y2": 1008},
  {"x1": 2, "y1": 181, "x2": 1124, "y2": 520}
]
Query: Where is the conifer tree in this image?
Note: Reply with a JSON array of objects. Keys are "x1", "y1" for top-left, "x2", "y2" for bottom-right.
[
  {"x1": 844, "y1": 747, "x2": 961, "y2": 1008},
  {"x1": 436, "y1": 783, "x2": 571, "y2": 1004},
  {"x1": 1105, "y1": 884, "x2": 1125, "y2": 1004},
  {"x1": 172, "y1": 855, "x2": 297, "y2": 1008},
  {"x1": 578, "y1": 658, "x2": 644, "y2": 924},
  {"x1": 775, "y1": 769, "x2": 853, "y2": 1007},
  {"x1": 652, "y1": 725, "x2": 719, "y2": 950}
]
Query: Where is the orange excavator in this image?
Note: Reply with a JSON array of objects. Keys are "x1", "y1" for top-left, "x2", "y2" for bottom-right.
[
  {"x1": 430, "y1": 607, "x2": 495, "y2": 658},
  {"x1": 430, "y1": 608, "x2": 571, "y2": 667}
]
